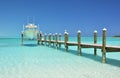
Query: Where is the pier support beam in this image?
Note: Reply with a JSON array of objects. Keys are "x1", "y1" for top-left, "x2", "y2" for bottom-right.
[
  {"x1": 40, "y1": 31, "x2": 42, "y2": 45},
  {"x1": 37, "y1": 32, "x2": 40, "y2": 45},
  {"x1": 94, "y1": 30, "x2": 97, "y2": 55},
  {"x1": 53, "y1": 34, "x2": 55, "y2": 46},
  {"x1": 77, "y1": 30, "x2": 81, "y2": 56},
  {"x1": 48, "y1": 33, "x2": 51, "y2": 47},
  {"x1": 64, "y1": 30, "x2": 68, "y2": 52},
  {"x1": 21, "y1": 32, "x2": 24, "y2": 46},
  {"x1": 102, "y1": 28, "x2": 107, "y2": 63},
  {"x1": 44, "y1": 33, "x2": 47, "y2": 46},
  {"x1": 55, "y1": 33, "x2": 58, "y2": 48},
  {"x1": 59, "y1": 33, "x2": 62, "y2": 48}
]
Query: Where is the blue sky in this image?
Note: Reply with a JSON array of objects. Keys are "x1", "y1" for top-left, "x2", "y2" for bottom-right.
[{"x1": 0, "y1": 0, "x2": 120, "y2": 37}]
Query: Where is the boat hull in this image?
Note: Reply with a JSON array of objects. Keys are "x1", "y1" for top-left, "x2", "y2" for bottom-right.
[{"x1": 23, "y1": 29, "x2": 38, "y2": 40}]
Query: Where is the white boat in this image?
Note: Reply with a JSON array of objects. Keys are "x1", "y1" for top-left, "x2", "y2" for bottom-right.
[{"x1": 22, "y1": 23, "x2": 39, "y2": 40}]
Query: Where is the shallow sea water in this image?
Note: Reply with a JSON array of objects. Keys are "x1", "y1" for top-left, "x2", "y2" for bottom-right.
[{"x1": 0, "y1": 37, "x2": 120, "y2": 78}]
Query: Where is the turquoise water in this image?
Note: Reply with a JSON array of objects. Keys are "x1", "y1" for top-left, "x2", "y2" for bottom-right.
[{"x1": 0, "y1": 37, "x2": 120, "y2": 78}]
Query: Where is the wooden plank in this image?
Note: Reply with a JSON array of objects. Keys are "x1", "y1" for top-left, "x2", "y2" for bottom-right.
[
  {"x1": 66, "y1": 42, "x2": 102, "y2": 48},
  {"x1": 81, "y1": 43, "x2": 102, "y2": 49},
  {"x1": 106, "y1": 45, "x2": 120, "y2": 52},
  {"x1": 51, "y1": 40, "x2": 55, "y2": 43},
  {"x1": 58, "y1": 41, "x2": 64, "y2": 44},
  {"x1": 49, "y1": 40, "x2": 64, "y2": 44},
  {"x1": 67, "y1": 42, "x2": 78, "y2": 46}
]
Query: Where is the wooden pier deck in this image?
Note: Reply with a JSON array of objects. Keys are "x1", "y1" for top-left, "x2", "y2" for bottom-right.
[
  {"x1": 22, "y1": 28, "x2": 120, "y2": 63},
  {"x1": 42, "y1": 40, "x2": 120, "y2": 52}
]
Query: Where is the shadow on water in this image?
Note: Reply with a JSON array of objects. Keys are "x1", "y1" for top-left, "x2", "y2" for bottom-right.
[
  {"x1": 24, "y1": 44, "x2": 38, "y2": 47},
  {"x1": 0, "y1": 44, "x2": 21, "y2": 47},
  {"x1": 0, "y1": 44, "x2": 38, "y2": 47},
  {"x1": 81, "y1": 52, "x2": 120, "y2": 67},
  {"x1": 75, "y1": 51, "x2": 119, "y2": 67},
  {"x1": 54, "y1": 47, "x2": 120, "y2": 67},
  {"x1": 57, "y1": 48, "x2": 78, "y2": 56},
  {"x1": 22, "y1": 42, "x2": 120, "y2": 67}
]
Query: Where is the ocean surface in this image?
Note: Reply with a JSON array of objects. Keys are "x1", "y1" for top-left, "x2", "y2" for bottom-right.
[{"x1": 0, "y1": 37, "x2": 120, "y2": 78}]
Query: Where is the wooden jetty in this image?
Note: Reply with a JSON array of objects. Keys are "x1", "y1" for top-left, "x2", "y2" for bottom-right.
[{"x1": 36, "y1": 28, "x2": 120, "y2": 63}]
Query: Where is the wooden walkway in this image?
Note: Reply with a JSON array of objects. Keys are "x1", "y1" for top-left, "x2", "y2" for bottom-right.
[
  {"x1": 41, "y1": 40, "x2": 120, "y2": 52},
  {"x1": 22, "y1": 28, "x2": 120, "y2": 63}
]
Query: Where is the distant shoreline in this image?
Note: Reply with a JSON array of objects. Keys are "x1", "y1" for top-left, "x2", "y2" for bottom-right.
[{"x1": 113, "y1": 35, "x2": 120, "y2": 38}]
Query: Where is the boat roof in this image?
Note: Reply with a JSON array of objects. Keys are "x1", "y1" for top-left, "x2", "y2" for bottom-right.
[{"x1": 25, "y1": 23, "x2": 37, "y2": 29}]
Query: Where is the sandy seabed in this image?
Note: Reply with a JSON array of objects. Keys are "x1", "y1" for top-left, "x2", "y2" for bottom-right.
[{"x1": 0, "y1": 45, "x2": 120, "y2": 78}]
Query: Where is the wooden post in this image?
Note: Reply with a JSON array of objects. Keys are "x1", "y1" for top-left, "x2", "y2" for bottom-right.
[
  {"x1": 40, "y1": 31, "x2": 42, "y2": 45},
  {"x1": 53, "y1": 34, "x2": 55, "y2": 46},
  {"x1": 21, "y1": 32, "x2": 24, "y2": 46},
  {"x1": 94, "y1": 30, "x2": 97, "y2": 55},
  {"x1": 44, "y1": 33, "x2": 47, "y2": 45},
  {"x1": 48, "y1": 33, "x2": 51, "y2": 46},
  {"x1": 64, "y1": 30, "x2": 68, "y2": 52},
  {"x1": 102, "y1": 28, "x2": 107, "y2": 63},
  {"x1": 48, "y1": 33, "x2": 50, "y2": 46},
  {"x1": 55, "y1": 33, "x2": 58, "y2": 48},
  {"x1": 22, "y1": 25, "x2": 24, "y2": 46},
  {"x1": 59, "y1": 33, "x2": 62, "y2": 47},
  {"x1": 77, "y1": 30, "x2": 81, "y2": 56},
  {"x1": 37, "y1": 32, "x2": 40, "y2": 45}
]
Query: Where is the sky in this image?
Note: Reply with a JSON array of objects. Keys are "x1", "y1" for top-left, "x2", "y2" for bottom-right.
[{"x1": 0, "y1": 0, "x2": 120, "y2": 37}]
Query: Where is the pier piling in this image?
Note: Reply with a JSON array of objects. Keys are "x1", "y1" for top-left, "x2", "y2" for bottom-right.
[
  {"x1": 102, "y1": 28, "x2": 107, "y2": 63},
  {"x1": 77, "y1": 30, "x2": 81, "y2": 56},
  {"x1": 44, "y1": 33, "x2": 47, "y2": 46},
  {"x1": 64, "y1": 30, "x2": 68, "y2": 52},
  {"x1": 52, "y1": 34, "x2": 55, "y2": 46},
  {"x1": 21, "y1": 32, "x2": 24, "y2": 46},
  {"x1": 40, "y1": 31, "x2": 42, "y2": 45},
  {"x1": 55, "y1": 33, "x2": 58, "y2": 48},
  {"x1": 94, "y1": 30, "x2": 97, "y2": 55},
  {"x1": 37, "y1": 32, "x2": 40, "y2": 45},
  {"x1": 59, "y1": 33, "x2": 62, "y2": 48},
  {"x1": 48, "y1": 33, "x2": 51, "y2": 46}
]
